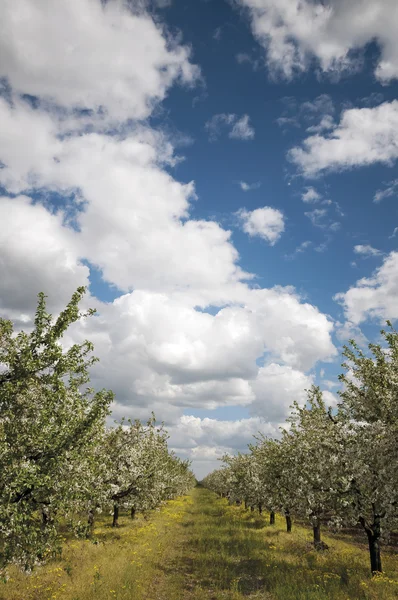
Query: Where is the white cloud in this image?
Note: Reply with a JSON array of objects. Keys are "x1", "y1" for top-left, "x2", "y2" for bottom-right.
[
  {"x1": 0, "y1": 101, "x2": 254, "y2": 305},
  {"x1": 322, "y1": 390, "x2": 338, "y2": 409},
  {"x1": 230, "y1": 114, "x2": 255, "y2": 140},
  {"x1": 335, "y1": 320, "x2": 368, "y2": 346},
  {"x1": 65, "y1": 286, "x2": 336, "y2": 411},
  {"x1": 306, "y1": 115, "x2": 335, "y2": 134},
  {"x1": 239, "y1": 181, "x2": 261, "y2": 192},
  {"x1": 335, "y1": 252, "x2": 398, "y2": 324},
  {"x1": 0, "y1": 195, "x2": 89, "y2": 323},
  {"x1": 237, "y1": 206, "x2": 285, "y2": 244},
  {"x1": 374, "y1": 179, "x2": 398, "y2": 203},
  {"x1": 289, "y1": 100, "x2": 398, "y2": 177},
  {"x1": 235, "y1": 0, "x2": 398, "y2": 82},
  {"x1": 250, "y1": 363, "x2": 313, "y2": 421},
  {"x1": 353, "y1": 245, "x2": 382, "y2": 258},
  {"x1": 205, "y1": 113, "x2": 255, "y2": 141},
  {"x1": 205, "y1": 113, "x2": 235, "y2": 141},
  {"x1": 169, "y1": 415, "x2": 279, "y2": 477},
  {"x1": 322, "y1": 380, "x2": 339, "y2": 390},
  {"x1": 170, "y1": 415, "x2": 278, "y2": 451},
  {"x1": 302, "y1": 187, "x2": 321, "y2": 203},
  {"x1": 0, "y1": 0, "x2": 199, "y2": 123}
]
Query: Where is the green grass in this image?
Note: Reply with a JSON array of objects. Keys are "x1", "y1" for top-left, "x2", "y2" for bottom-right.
[{"x1": 2, "y1": 488, "x2": 398, "y2": 599}]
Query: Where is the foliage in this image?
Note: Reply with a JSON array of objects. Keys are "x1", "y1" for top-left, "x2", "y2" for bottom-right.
[
  {"x1": 0, "y1": 289, "x2": 194, "y2": 572},
  {"x1": 0, "y1": 288, "x2": 113, "y2": 570}
]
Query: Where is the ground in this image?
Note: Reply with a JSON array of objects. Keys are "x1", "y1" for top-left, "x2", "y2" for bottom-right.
[{"x1": 2, "y1": 487, "x2": 398, "y2": 600}]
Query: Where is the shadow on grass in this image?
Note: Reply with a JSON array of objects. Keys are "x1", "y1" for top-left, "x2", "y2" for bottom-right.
[{"x1": 158, "y1": 490, "x2": 389, "y2": 599}]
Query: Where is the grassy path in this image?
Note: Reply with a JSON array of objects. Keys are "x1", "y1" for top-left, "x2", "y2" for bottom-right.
[{"x1": 3, "y1": 487, "x2": 398, "y2": 600}]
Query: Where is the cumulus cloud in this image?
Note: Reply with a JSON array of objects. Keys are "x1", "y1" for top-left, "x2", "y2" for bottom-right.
[
  {"x1": 65, "y1": 286, "x2": 336, "y2": 413},
  {"x1": 170, "y1": 415, "x2": 278, "y2": 451},
  {"x1": 335, "y1": 252, "x2": 398, "y2": 324},
  {"x1": 353, "y1": 245, "x2": 382, "y2": 258},
  {"x1": 335, "y1": 320, "x2": 368, "y2": 346},
  {"x1": 0, "y1": 195, "x2": 89, "y2": 323},
  {"x1": 235, "y1": 0, "x2": 398, "y2": 82},
  {"x1": 237, "y1": 206, "x2": 285, "y2": 244},
  {"x1": 0, "y1": 0, "x2": 199, "y2": 122},
  {"x1": 289, "y1": 100, "x2": 398, "y2": 177},
  {"x1": 205, "y1": 113, "x2": 255, "y2": 141},
  {"x1": 250, "y1": 363, "x2": 313, "y2": 421},
  {"x1": 168, "y1": 415, "x2": 282, "y2": 477}
]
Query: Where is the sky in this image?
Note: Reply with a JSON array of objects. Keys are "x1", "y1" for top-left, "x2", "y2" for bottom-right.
[{"x1": 1, "y1": 0, "x2": 398, "y2": 478}]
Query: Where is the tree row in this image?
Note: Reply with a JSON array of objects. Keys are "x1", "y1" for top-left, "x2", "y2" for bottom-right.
[
  {"x1": 0, "y1": 289, "x2": 195, "y2": 572},
  {"x1": 202, "y1": 325, "x2": 398, "y2": 576}
]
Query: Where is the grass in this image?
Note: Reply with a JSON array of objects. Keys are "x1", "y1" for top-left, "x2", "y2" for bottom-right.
[{"x1": 2, "y1": 487, "x2": 398, "y2": 599}]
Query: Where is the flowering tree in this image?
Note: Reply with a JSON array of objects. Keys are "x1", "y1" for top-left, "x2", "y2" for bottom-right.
[
  {"x1": 201, "y1": 466, "x2": 233, "y2": 498},
  {"x1": 202, "y1": 327, "x2": 398, "y2": 576},
  {"x1": 0, "y1": 288, "x2": 113, "y2": 570},
  {"x1": 283, "y1": 386, "x2": 349, "y2": 548},
  {"x1": 101, "y1": 416, "x2": 194, "y2": 526},
  {"x1": 251, "y1": 437, "x2": 298, "y2": 532},
  {"x1": 222, "y1": 453, "x2": 262, "y2": 510},
  {"x1": 337, "y1": 326, "x2": 398, "y2": 574}
]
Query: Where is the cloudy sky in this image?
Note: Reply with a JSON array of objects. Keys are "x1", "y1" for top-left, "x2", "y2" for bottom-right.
[{"x1": 1, "y1": 0, "x2": 397, "y2": 477}]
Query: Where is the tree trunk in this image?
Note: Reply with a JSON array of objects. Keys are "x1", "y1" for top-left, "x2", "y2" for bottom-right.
[
  {"x1": 360, "y1": 515, "x2": 382, "y2": 574},
  {"x1": 88, "y1": 509, "x2": 95, "y2": 529},
  {"x1": 270, "y1": 510, "x2": 275, "y2": 525},
  {"x1": 41, "y1": 507, "x2": 51, "y2": 528},
  {"x1": 313, "y1": 518, "x2": 321, "y2": 548},
  {"x1": 366, "y1": 530, "x2": 382, "y2": 574},
  {"x1": 131, "y1": 506, "x2": 136, "y2": 520},
  {"x1": 244, "y1": 500, "x2": 248, "y2": 510},
  {"x1": 112, "y1": 503, "x2": 119, "y2": 528},
  {"x1": 285, "y1": 511, "x2": 292, "y2": 533},
  {"x1": 250, "y1": 505, "x2": 255, "y2": 512},
  {"x1": 258, "y1": 503, "x2": 262, "y2": 514}
]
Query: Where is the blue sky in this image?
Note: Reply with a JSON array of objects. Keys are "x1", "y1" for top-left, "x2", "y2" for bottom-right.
[{"x1": 1, "y1": 0, "x2": 398, "y2": 476}]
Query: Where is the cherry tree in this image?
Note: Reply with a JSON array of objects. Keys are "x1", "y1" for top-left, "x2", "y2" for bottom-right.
[
  {"x1": 336, "y1": 326, "x2": 398, "y2": 574},
  {"x1": 251, "y1": 437, "x2": 298, "y2": 532},
  {"x1": 0, "y1": 288, "x2": 113, "y2": 570},
  {"x1": 201, "y1": 466, "x2": 233, "y2": 498},
  {"x1": 101, "y1": 416, "x2": 193, "y2": 526},
  {"x1": 283, "y1": 386, "x2": 349, "y2": 548}
]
